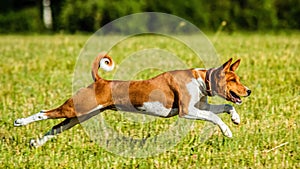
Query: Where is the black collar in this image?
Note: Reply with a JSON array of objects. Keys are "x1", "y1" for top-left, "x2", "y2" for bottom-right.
[{"x1": 205, "y1": 68, "x2": 216, "y2": 96}]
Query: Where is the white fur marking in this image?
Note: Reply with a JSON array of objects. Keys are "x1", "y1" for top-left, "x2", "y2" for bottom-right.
[
  {"x1": 197, "y1": 78, "x2": 207, "y2": 96},
  {"x1": 100, "y1": 58, "x2": 114, "y2": 72},
  {"x1": 30, "y1": 118, "x2": 80, "y2": 147},
  {"x1": 227, "y1": 106, "x2": 240, "y2": 124},
  {"x1": 183, "y1": 78, "x2": 233, "y2": 138},
  {"x1": 186, "y1": 78, "x2": 202, "y2": 111},
  {"x1": 30, "y1": 135, "x2": 54, "y2": 148},
  {"x1": 88, "y1": 105, "x2": 103, "y2": 114},
  {"x1": 137, "y1": 101, "x2": 174, "y2": 117},
  {"x1": 14, "y1": 111, "x2": 48, "y2": 126}
]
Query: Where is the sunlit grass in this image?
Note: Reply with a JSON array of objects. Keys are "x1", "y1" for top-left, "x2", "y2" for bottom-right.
[{"x1": 0, "y1": 32, "x2": 299, "y2": 168}]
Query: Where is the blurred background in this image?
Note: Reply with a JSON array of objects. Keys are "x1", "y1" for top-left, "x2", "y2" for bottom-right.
[{"x1": 0, "y1": 0, "x2": 299, "y2": 34}]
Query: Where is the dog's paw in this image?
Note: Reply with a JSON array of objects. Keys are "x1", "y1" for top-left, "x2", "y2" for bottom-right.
[
  {"x1": 220, "y1": 124, "x2": 233, "y2": 138},
  {"x1": 30, "y1": 139, "x2": 40, "y2": 148},
  {"x1": 231, "y1": 112, "x2": 240, "y2": 125},
  {"x1": 14, "y1": 118, "x2": 26, "y2": 127},
  {"x1": 226, "y1": 105, "x2": 240, "y2": 125}
]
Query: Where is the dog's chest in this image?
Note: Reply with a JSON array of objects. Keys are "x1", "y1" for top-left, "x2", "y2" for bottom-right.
[{"x1": 136, "y1": 101, "x2": 178, "y2": 117}]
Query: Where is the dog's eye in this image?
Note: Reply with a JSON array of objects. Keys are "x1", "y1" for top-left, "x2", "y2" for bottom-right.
[{"x1": 230, "y1": 79, "x2": 236, "y2": 82}]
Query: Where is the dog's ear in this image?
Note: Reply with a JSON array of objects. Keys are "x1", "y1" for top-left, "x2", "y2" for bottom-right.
[
  {"x1": 230, "y1": 59, "x2": 241, "y2": 72},
  {"x1": 221, "y1": 58, "x2": 232, "y2": 71}
]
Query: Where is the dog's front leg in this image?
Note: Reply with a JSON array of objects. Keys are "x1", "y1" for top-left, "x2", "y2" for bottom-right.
[
  {"x1": 207, "y1": 104, "x2": 240, "y2": 125},
  {"x1": 183, "y1": 108, "x2": 232, "y2": 138},
  {"x1": 196, "y1": 97, "x2": 240, "y2": 125}
]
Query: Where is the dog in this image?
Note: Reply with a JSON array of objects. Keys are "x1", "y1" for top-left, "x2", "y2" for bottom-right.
[{"x1": 14, "y1": 54, "x2": 251, "y2": 147}]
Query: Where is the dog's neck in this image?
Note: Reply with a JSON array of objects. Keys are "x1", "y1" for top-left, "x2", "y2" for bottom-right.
[{"x1": 205, "y1": 68, "x2": 217, "y2": 96}]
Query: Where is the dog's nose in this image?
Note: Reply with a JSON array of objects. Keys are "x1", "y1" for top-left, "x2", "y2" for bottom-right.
[{"x1": 247, "y1": 89, "x2": 251, "y2": 96}]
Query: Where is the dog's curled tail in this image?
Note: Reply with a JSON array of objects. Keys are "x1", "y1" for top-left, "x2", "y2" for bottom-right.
[{"x1": 91, "y1": 53, "x2": 115, "y2": 81}]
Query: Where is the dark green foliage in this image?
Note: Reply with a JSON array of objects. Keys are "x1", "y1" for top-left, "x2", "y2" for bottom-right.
[
  {"x1": 0, "y1": 0, "x2": 299, "y2": 33},
  {"x1": 0, "y1": 7, "x2": 43, "y2": 33}
]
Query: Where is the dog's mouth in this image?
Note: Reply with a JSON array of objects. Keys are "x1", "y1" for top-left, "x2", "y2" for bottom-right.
[{"x1": 229, "y1": 91, "x2": 242, "y2": 105}]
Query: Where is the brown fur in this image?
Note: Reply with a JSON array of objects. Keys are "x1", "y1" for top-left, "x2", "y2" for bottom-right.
[
  {"x1": 43, "y1": 56, "x2": 248, "y2": 119},
  {"x1": 207, "y1": 58, "x2": 249, "y2": 103},
  {"x1": 14, "y1": 54, "x2": 251, "y2": 147},
  {"x1": 44, "y1": 69, "x2": 198, "y2": 118}
]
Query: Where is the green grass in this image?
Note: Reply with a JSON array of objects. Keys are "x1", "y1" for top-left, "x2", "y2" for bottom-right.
[{"x1": 0, "y1": 32, "x2": 299, "y2": 168}]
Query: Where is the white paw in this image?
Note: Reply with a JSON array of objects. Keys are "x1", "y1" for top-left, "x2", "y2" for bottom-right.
[
  {"x1": 14, "y1": 118, "x2": 26, "y2": 127},
  {"x1": 231, "y1": 111, "x2": 240, "y2": 125},
  {"x1": 227, "y1": 106, "x2": 240, "y2": 125},
  {"x1": 220, "y1": 124, "x2": 233, "y2": 138},
  {"x1": 30, "y1": 139, "x2": 40, "y2": 148}
]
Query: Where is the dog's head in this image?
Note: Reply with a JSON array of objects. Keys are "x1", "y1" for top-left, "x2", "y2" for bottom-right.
[{"x1": 207, "y1": 58, "x2": 251, "y2": 104}]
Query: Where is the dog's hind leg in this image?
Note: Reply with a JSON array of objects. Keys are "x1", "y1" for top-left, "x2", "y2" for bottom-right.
[
  {"x1": 30, "y1": 108, "x2": 102, "y2": 148},
  {"x1": 29, "y1": 117, "x2": 79, "y2": 147},
  {"x1": 14, "y1": 84, "x2": 101, "y2": 127},
  {"x1": 14, "y1": 98, "x2": 76, "y2": 127},
  {"x1": 14, "y1": 110, "x2": 50, "y2": 127}
]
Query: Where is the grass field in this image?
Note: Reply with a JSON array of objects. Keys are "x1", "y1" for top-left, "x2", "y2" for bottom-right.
[{"x1": 0, "y1": 32, "x2": 299, "y2": 168}]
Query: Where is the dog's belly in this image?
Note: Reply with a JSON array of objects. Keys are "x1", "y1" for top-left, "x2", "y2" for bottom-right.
[{"x1": 136, "y1": 101, "x2": 178, "y2": 117}]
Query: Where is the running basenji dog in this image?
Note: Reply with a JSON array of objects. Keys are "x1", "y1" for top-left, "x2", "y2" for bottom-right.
[{"x1": 14, "y1": 54, "x2": 251, "y2": 147}]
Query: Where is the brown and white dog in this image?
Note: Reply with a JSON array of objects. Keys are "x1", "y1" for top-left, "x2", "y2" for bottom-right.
[{"x1": 14, "y1": 54, "x2": 251, "y2": 147}]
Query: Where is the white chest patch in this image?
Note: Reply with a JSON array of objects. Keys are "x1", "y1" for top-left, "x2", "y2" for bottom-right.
[
  {"x1": 186, "y1": 79, "x2": 200, "y2": 99},
  {"x1": 186, "y1": 78, "x2": 205, "y2": 111},
  {"x1": 136, "y1": 101, "x2": 176, "y2": 117}
]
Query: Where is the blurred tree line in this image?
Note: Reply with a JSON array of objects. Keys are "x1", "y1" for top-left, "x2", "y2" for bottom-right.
[{"x1": 0, "y1": 0, "x2": 299, "y2": 33}]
